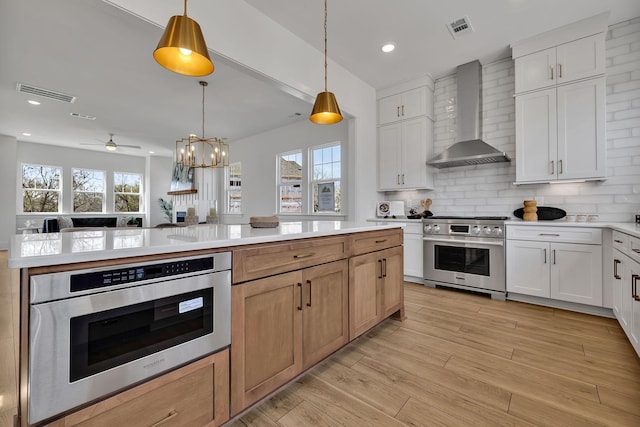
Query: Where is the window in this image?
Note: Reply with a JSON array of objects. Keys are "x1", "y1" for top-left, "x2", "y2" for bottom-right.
[
  {"x1": 226, "y1": 162, "x2": 242, "y2": 213},
  {"x1": 114, "y1": 172, "x2": 142, "y2": 213},
  {"x1": 22, "y1": 164, "x2": 61, "y2": 213},
  {"x1": 278, "y1": 151, "x2": 303, "y2": 213},
  {"x1": 311, "y1": 143, "x2": 341, "y2": 213},
  {"x1": 72, "y1": 169, "x2": 105, "y2": 212}
]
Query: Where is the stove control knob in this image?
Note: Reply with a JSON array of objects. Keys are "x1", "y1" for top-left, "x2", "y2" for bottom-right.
[
  {"x1": 493, "y1": 226, "x2": 503, "y2": 236},
  {"x1": 424, "y1": 224, "x2": 432, "y2": 233},
  {"x1": 471, "y1": 226, "x2": 481, "y2": 235},
  {"x1": 483, "y1": 226, "x2": 492, "y2": 235},
  {"x1": 432, "y1": 224, "x2": 440, "y2": 233}
]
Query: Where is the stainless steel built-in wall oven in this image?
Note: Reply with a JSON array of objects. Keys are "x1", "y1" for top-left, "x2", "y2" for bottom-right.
[
  {"x1": 423, "y1": 217, "x2": 507, "y2": 299},
  {"x1": 28, "y1": 253, "x2": 231, "y2": 424}
]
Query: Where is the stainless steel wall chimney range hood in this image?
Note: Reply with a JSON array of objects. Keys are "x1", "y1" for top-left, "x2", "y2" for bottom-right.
[{"x1": 427, "y1": 60, "x2": 510, "y2": 168}]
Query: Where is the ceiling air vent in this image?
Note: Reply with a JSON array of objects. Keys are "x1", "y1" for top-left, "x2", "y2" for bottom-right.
[
  {"x1": 70, "y1": 112, "x2": 96, "y2": 120},
  {"x1": 16, "y1": 83, "x2": 76, "y2": 103},
  {"x1": 447, "y1": 16, "x2": 474, "y2": 40}
]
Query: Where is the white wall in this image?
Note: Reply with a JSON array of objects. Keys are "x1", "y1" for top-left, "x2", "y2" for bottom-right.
[
  {"x1": 107, "y1": 0, "x2": 378, "y2": 222},
  {"x1": 148, "y1": 155, "x2": 173, "y2": 225},
  {"x1": 0, "y1": 134, "x2": 17, "y2": 249},
  {"x1": 387, "y1": 17, "x2": 640, "y2": 222},
  {"x1": 225, "y1": 119, "x2": 348, "y2": 222}
]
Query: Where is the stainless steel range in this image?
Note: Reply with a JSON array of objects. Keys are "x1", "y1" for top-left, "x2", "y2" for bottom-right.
[{"x1": 423, "y1": 216, "x2": 508, "y2": 299}]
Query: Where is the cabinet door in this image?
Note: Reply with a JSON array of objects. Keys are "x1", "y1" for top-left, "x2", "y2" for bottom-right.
[
  {"x1": 349, "y1": 251, "x2": 382, "y2": 340},
  {"x1": 302, "y1": 260, "x2": 349, "y2": 369},
  {"x1": 550, "y1": 243, "x2": 603, "y2": 306},
  {"x1": 629, "y1": 262, "x2": 640, "y2": 352},
  {"x1": 378, "y1": 94, "x2": 402, "y2": 125},
  {"x1": 380, "y1": 246, "x2": 404, "y2": 318},
  {"x1": 556, "y1": 34, "x2": 605, "y2": 85},
  {"x1": 403, "y1": 230, "x2": 423, "y2": 279},
  {"x1": 402, "y1": 117, "x2": 432, "y2": 189},
  {"x1": 378, "y1": 123, "x2": 402, "y2": 190},
  {"x1": 612, "y1": 254, "x2": 628, "y2": 323},
  {"x1": 506, "y1": 240, "x2": 550, "y2": 297},
  {"x1": 401, "y1": 86, "x2": 428, "y2": 120},
  {"x1": 515, "y1": 88, "x2": 557, "y2": 183},
  {"x1": 515, "y1": 47, "x2": 556, "y2": 93},
  {"x1": 556, "y1": 77, "x2": 606, "y2": 180},
  {"x1": 230, "y1": 271, "x2": 303, "y2": 415}
]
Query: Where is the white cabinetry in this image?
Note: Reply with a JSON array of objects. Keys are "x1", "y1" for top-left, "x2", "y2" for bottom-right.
[
  {"x1": 515, "y1": 34, "x2": 605, "y2": 93},
  {"x1": 378, "y1": 86, "x2": 430, "y2": 125},
  {"x1": 378, "y1": 117, "x2": 433, "y2": 190},
  {"x1": 515, "y1": 78, "x2": 606, "y2": 183},
  {"x1": 506, "y1": 225, "x2": 603, "y2": 306},
  {"x1": 403, "y1": 222, "x2": 423, "y2": 282},
  {"x1": 512, "y1": 18, "x2": 606, "y2": 184},
  {"x1": 611, "y1": 231, "x2": 640, "y2": 356}
]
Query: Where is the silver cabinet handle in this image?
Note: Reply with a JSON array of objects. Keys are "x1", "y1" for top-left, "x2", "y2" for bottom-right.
[
  {"x1": 633, "y1": 275, "x2": 640, "y2": 301},
  {"x1": 544, "y1": 248, "x2": 547, "y2": 264},
  {"x1": 401, "y1": 105, "x2": 405, "y2": 116},
  {"x1": 559, "y1": 159, "x2": 563, "y2": 174},
  {"x1": 551, "y1": 160, "x2": 555, "y2": 175},
  {"x1": 550, "y1": 65, "x2": 554, "y2": 80},
  {"x1": 539, "y1": 233, "x2": 560, "y2": 237},
  {"x1": 397, "y1": 106, "x2": 400, "y2": 117},
  {"x1": 553, "y1": 249, "x2": 556, "y2": 265},
  {"x1": 401, "y1": 174, "x2": 405, "y2": 184},
  {"x1": 559, "y1": 64, "x2": 563, "y2": 78},
  {"x1": 614, "y1": 259, "x2": 621, "y2": 280},
  {"x1": 397, "y1": 174, "x2": 400, "y2": 185}
]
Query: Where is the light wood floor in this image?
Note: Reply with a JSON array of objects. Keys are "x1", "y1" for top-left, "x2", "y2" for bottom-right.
[{"x1": 2, "y1": 252, "x2": 639, "y2": 427}]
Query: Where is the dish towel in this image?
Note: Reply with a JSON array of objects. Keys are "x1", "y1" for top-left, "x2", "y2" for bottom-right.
[{"x1": 249, "y1": 216, "x2": 280, "y2": 228}]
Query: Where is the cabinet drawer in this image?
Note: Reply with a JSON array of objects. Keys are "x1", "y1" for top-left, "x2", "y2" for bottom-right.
[
  {"x1": 629, "y1": 235, "x2": 640, "y2": 264},
  {"x1": 507, "y1": 226, "x2": 602, "y2": 244},
  {"x1": 612, "y1": 230, "x2": 630, "y2": 254},
  {"x1": 350, "y1": 228, "x2": 403, "y2": 256},
  {"x1": 57, "y1": 351, "x2": 229, "y2": 427},
  {"x1": 233, "y1": 236, "x2": 348, "y2": 283}
]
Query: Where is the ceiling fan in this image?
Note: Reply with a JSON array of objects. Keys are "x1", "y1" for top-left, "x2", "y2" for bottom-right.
[{"x1": 80, "y1": 133, "x2": 141, "y2": 151}]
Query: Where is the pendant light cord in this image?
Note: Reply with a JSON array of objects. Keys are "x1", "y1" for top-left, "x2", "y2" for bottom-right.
[
  {"x1": 201, "y1": 81, "x2": 206, "y2": 138},
  {"x1": 323, "y1": 0, "x2": 328, "y2": 92},
  {"x1": 183, "y1": 0, "x2": 188, "y2": 16}
]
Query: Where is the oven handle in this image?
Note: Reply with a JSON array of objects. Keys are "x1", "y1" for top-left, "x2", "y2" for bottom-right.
[{"x1": 422, "y1": 237, "x2": 504, "y2": 247}]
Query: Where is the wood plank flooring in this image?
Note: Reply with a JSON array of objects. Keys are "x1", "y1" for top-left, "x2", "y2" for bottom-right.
[
  {"x1": 229, "y1": 283, "x2": 640, "y2": 427},
  {"x1": 1, "y1": 251, "x2": 639, "y2": 427}
]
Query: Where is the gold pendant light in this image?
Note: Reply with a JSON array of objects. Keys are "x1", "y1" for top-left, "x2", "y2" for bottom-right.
[
  {"x1": 154, "y1": 0, "x2": 214, "y2": 77},
  {"x1": 309, "y1": 0, "x2": 343, "y2": 125},
  {"x1": 175, "y1": 81, "x2": 229, "y2": 168}
]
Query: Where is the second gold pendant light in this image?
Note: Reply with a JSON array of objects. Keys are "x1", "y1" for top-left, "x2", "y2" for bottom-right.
[
  {"x1": 154, "y1": 0, "x2": 214, "y2": 77},
  {"x1": 309, "y1": 0, "x2": 343, "y2": 125}
]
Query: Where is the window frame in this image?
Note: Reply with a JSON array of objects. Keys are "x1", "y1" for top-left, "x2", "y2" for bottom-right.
[
  {"x1": 277, "y1": 150, "x2": 304, "y2": 214},
  {"x1": 113, "y1": 171, "x2": 143, "y2": 213},
  {"x1": 71, "y1": 168, "x2": 106, "y2": 213},
  {"x1": 309, "y1": 141, "x2": 342, "y2": 215},
  {"x1": 21, "y1": 163, "x2": 62, "y2": 214},
  {"x1": 225, "y1": 162, "x2": 242, "y2": 214}
]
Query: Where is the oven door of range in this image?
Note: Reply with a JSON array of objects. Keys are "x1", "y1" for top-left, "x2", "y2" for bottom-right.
[
  {"x1": 28, "y1": 271, "x2": 230, "y2": 425},
  {"x1": 423, "y1": 236, "x2": 505, "y2": 292}
]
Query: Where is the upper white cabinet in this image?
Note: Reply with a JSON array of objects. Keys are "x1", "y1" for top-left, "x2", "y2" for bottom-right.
[
  {"x1": 515, "y1": 77, "x2": 606, "y2": 183},
  {"x1": 512, "y1": 14, "x2": 607, "y2": 184},
  {"x1": 377, "y1": 79, "x2": 434, "y2": 191},
  {"x1": 515, "y1": 34, "x2": 605, "y2": 94},
  {"x1": 378, "y1": 86, "x2": 431, "y2": 125}
]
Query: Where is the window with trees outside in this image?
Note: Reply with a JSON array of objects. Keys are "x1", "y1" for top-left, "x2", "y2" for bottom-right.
[
  {"x1": 226, "y1": 162, "x2": 242, "y2": 213},
  {"x1": 72, "y1": 169, "x2": 105, "y2": 212},
  {"x1": 114, "y1": 172, "x2": 142, "y2": 213},
  {"x1": 278, "y1": 151, "x2": 303, "y2": 213},
  {"x1": 311, "y1": 143, "x2": 341, "y2": 213},
  {"x1": 22, "y1": 164, "x2": 61, "y2": 213}
]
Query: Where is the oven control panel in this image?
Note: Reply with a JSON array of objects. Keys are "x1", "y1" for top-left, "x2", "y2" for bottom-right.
[{"x1": 424, "y1": 222, "x2": 504, "y2": 238}]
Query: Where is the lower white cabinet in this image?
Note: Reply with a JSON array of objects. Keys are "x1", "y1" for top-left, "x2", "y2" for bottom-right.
[
  {"x1": 506, "y1": 225, "x2": 603, "y2": 306},
  {"x1": 403, "y1": 223, "x2": 423, "y2": 282},
  {"x1": 611, "y1": 231, "x2": 640, "y2": 356}
]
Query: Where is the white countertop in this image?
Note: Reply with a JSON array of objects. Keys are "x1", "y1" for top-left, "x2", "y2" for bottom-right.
[
  {"x1": 505, "y1": 219, "x2": 640, "y2": 238},
  {"x1": 8, "y1": 221, "x2": 404, "y2": 269}
]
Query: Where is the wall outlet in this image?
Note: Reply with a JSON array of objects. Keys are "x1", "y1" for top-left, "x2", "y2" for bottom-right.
[{"x1": 636, "y1": 214, "x2": 640, "y2": 224}]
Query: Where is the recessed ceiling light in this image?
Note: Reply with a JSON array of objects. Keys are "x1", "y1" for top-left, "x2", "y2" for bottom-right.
[
  {"x1": 28, "y1": 100, "x2": 40, "y2": 105},
  {"x1": 148, "y1": 151, "x2": 155, "y2": 154},
  {"x1": 381, "y1": 43, "x2": 395, "y2": 53},
  {"x1": 22, "y1": 132, "x2": 32, "y2": 136}
]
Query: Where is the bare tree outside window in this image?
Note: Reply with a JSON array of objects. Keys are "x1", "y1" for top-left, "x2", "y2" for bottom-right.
[
  {"x1": 114, "y1": 172, "x2": 142, "y2": 212},
  {"x1": 311, "y1": 143, "x2": 341, "y2": 213},
  {"x1": 73, "y1": 169, "x2": 105, "y2": 212},
  {"x1": 278, "y1": 151, "x2": 303, "y2": 213},
  {"x1": 22, "y1": 164, "x2": 61, "y2": 212}
]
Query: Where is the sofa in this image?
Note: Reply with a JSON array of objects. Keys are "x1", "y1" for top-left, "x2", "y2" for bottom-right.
[{"x1": 42, "y1": 216, "x2": 143, "y2": 233}]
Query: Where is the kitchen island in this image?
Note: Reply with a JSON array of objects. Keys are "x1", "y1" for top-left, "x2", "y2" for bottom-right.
[{"x1": 8, "y1": 221, "x2": 405, "y2": 427}]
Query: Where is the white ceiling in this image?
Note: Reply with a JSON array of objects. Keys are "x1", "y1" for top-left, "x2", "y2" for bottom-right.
[{"x1": 1, "y1": 0, "x2": 638, "y2": 157}]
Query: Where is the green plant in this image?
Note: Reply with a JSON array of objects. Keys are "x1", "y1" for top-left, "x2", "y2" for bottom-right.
[{"x1": 158, "y1": 198, "x2": 173, "y2": 222}]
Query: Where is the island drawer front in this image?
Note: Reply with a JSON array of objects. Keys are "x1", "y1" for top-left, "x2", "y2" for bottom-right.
[
  {"x1": 233, "y1": 236, "x2": 348, "y2": 283},
  {"x1": 350, "y1": 228, "x2": 403, "y2": 256},
  {"x1": 507, "y1": 226, "x2": 602, "y2": 245},
  {"x1": 612, "y1": 230, "x2": 630, "y2": 255}
]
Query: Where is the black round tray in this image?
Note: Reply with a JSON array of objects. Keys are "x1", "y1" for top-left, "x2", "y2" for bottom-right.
[{"x1": 513, "y1": 206, "x2": 566, "y2": 221}]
